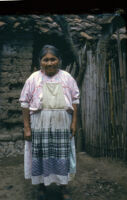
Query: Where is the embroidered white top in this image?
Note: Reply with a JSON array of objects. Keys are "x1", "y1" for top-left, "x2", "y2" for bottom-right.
[{"x1": 19, "y1": 69, "x2": 80, "y2": 114}]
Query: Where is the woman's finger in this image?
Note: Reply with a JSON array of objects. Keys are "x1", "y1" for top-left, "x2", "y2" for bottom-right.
[
  {"x1": 24, "y1": 136, "x2": 32, "y2": 141},
  {"x1": 70, "y1": 129, "x2": 76, "y2": 139}
]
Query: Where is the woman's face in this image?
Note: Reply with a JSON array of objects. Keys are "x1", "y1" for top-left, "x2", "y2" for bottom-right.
[{"x1": 40, "y1": 52, "x2": 60, "y2": 76}]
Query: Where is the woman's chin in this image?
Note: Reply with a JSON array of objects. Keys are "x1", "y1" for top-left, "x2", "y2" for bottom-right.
[
  {"x1": 46, "y1": 70, "x2": 58, "y2": 77},
  {"x1": 46, "y1": 72, "x2": 55, "y2": 76}
]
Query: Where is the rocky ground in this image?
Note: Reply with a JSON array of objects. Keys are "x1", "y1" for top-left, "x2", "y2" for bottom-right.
[{"x1": 0, "y1": 152, "x2": 127, "y2": 200}]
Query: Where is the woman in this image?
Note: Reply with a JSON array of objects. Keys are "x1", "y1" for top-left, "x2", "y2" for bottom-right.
[{"x1": 19, "y1": 45, "x2": 80, "y2": 200}]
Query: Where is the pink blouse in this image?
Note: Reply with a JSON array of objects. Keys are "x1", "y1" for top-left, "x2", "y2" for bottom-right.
[{"x1": 19, "y1": 69, "x2": 80, "y2": 114}]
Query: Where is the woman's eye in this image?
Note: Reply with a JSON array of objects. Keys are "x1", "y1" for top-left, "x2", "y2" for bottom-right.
[
  {"x1": 43, "y1": 59, "x2": 48, "y2": 62},
  {"x1": 43, "y1": 58, "x2": 56, "y2": 62},
  {"x1": 51, "y1": 58, "x2": 56, "y2": 61}
]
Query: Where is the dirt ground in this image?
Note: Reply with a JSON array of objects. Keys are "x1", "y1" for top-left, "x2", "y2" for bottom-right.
[{"x1": 0, "y1": 152, "x2": 127, "y2": 200}]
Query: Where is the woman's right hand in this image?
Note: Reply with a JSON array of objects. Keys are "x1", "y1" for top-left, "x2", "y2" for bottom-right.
[{"x1": 24, "y1": 127, "x2": 32, "y2": 141}]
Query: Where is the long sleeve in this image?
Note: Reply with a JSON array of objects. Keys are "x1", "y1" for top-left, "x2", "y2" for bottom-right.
[
  {"x1": 70, "y1": 77, "x2": 80, "y2": 104},
  {"x1": 19, "y1": 78, "x2": 33, "y2": 108}
]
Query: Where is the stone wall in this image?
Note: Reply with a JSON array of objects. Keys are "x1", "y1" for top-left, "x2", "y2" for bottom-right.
[{"x1": 0, "y1": 33, "x2": 33, "y2": 157}]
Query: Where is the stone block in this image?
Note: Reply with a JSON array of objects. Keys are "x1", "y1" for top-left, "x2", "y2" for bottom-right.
[
  {"x1": 0, "y1": 140, "x2": 24, "y2": 158},
  {"x1": 12, "y1": 132, "x2": 23, "y2": 141},
  {"x1": 1, "y1": 64, "x2": 31, "y2": 72},
  {"x1": 86, "y1": 15, "x2": 96, "y2": 21},
  {"x1": 1, "y1": 91, "x2": 21, "y2": 98},
  {"x1": 2, "y1": 117, "x2": 23, "y2": 124},
  {"x1": 0, "y1": 134, "x2": 12, "y2": 141}
]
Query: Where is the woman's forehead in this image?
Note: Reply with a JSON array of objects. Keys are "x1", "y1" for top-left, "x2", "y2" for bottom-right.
[{"x1": 42, "y1": 52, "x2": 59, "y2": 59}]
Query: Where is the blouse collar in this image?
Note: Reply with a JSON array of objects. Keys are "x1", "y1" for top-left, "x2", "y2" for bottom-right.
[{"x1": 40, "y1": 69, "x2": 60, "y2": 78}]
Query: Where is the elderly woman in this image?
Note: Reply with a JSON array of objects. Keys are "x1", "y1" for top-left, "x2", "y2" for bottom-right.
[{"x1": 19, "y1": 45, "x2": 80, "y2": 200}]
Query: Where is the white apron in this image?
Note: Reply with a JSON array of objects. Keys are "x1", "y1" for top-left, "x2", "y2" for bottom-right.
[
  {"x1": 24, "y1": 82, "x2": 76, "y2": 184},
  {"x1": 42, "y1": 82, "x2": 76, "y2": 176},
  {"x1": 42, "y1": 82, "x2": 67, "y2": 109}
]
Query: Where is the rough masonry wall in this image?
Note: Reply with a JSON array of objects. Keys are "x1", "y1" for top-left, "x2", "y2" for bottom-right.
[{"x1": 0, "y1": 34, "x2": 33, "y2": 157}]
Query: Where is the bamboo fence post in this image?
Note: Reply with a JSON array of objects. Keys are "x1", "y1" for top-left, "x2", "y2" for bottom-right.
[
  {"x1": 123, "y1": 52, "x2": 127, "y2": 160},
  {"x1": 102, "y1": 51, "x2": 107, "y2": 157},
  {"x1": 108, "y1": 60, "x2": 114, "y2": 159},
  {"x1": 87, "y1": 51, "x2": 91, "y2": 154},
  {"x1": 113, "y1": 59, "x2": 119, "y2": 158},
  {"x1": 96, "y1": 51, "x2": 101, "y2": 156}
]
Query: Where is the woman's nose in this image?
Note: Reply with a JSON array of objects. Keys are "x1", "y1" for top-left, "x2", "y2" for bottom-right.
[{"x1": 47, "y1": 60, "x2": 52, "y2": 65}]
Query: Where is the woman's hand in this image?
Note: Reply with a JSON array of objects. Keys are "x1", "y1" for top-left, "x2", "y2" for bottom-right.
[
  {"x1": 70, "y1": 121, "x2": 76, "y2": 139},
  {"x1": 22, "y1": 108, "x2": 31, "y2": 141},
  {"x1": 24, "y1": 127, "x2": 32, "y2": 141}
]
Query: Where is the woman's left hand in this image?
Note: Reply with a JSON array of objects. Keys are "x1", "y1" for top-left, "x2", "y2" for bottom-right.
[{"x1": 70, "y1": 122, "x2": 76, "y2": 139}]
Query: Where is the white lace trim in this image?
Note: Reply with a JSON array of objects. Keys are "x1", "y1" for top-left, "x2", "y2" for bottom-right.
[
  {"x1": 21, "y1": 102, "x2": 29, "y2": 108},
  {"x1": 30, "y1": 174, "x2": 73, "y2": 186}
]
